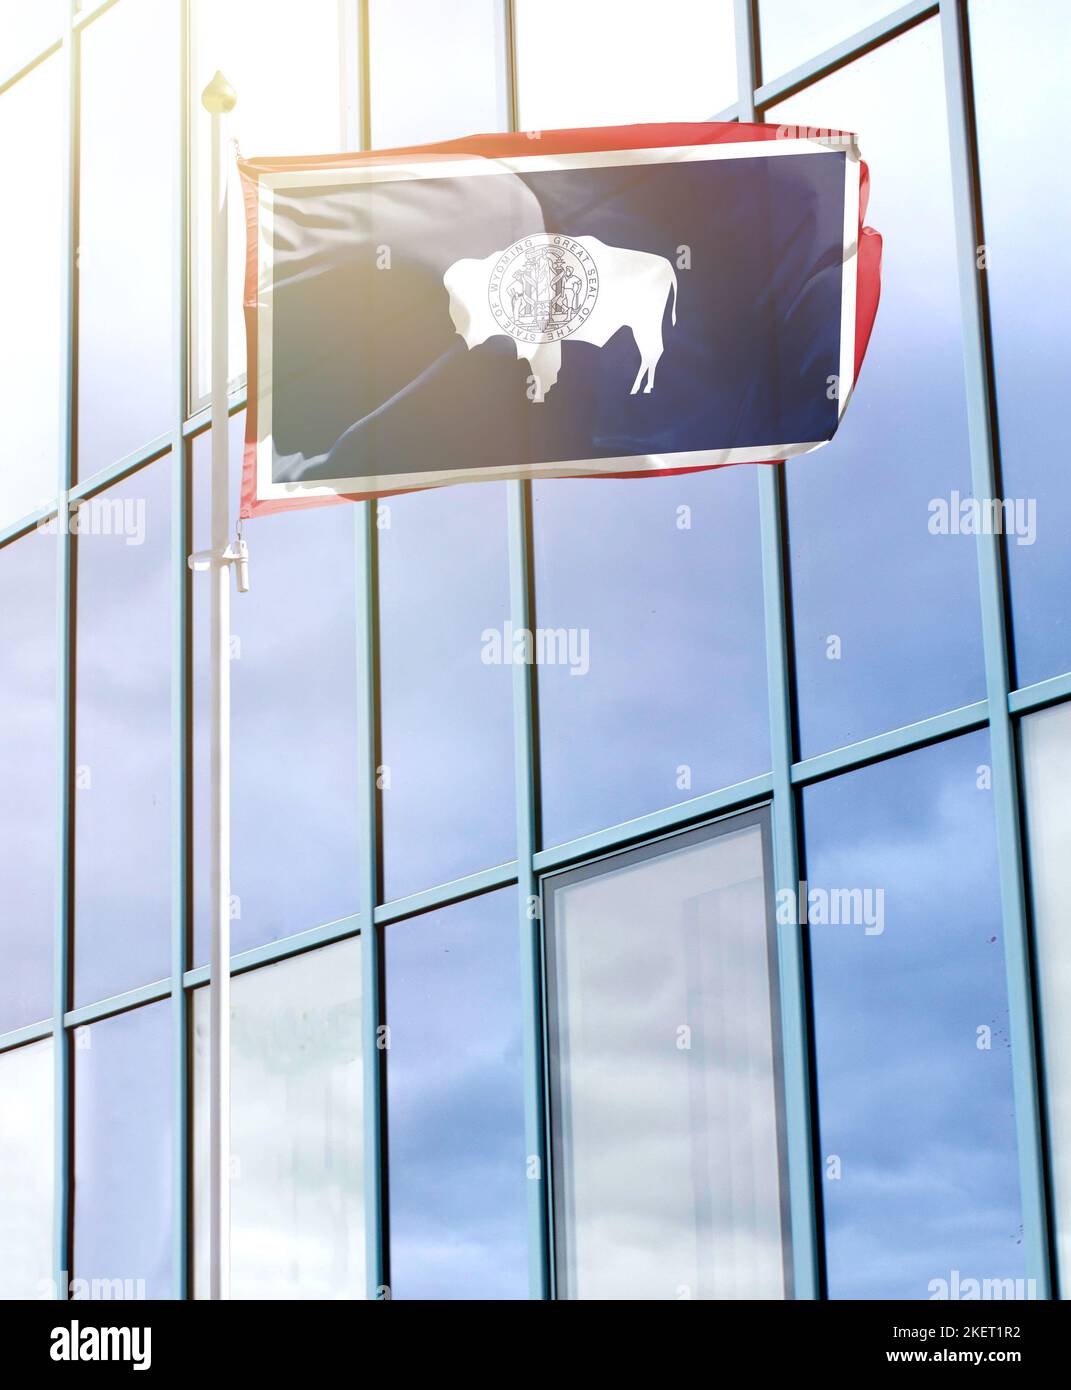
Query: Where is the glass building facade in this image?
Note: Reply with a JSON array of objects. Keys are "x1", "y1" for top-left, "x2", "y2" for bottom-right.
[{"x1": 0, "y1": 0, "x2": 1067, "y2": 1301}]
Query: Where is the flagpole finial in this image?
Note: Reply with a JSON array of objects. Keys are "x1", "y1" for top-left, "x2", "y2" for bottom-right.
[{"x1": 202, "y1": 70, "x2": 237, "y2": 115}]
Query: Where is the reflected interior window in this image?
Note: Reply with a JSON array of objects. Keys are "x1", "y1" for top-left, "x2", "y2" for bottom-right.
[
  {"x1": 191, "y1": 415, "x2": 361, "y2": 961},
  {"x1": 969, "y1": 0, "x2": 1071, "y2": 688},
  {"x1": 802, "y1": 732, "x2": 1024, "y2": 1299},
  {"x1": 1021, "y1": 702, "x2": 1071, "y2": 1291},
  {"x1": 78, "y1": 0, "x2": 175, "y2": 480},
  {"x1": 515, "y1": 0, "x2": 736, "y2": 128},
  {"x1": 74, "y1": 459, "x2": 172, "y2": 1006},
  {"x1": 545, "y1": 814, "x2": 789, "y2": 1299},
  {"x1": 385, "y1": 891, "x2": 528, "y2": 1298},
  {"x1": 771, "y1": 21, "x2": 985, "y2": 757},
  {"x1": 533, "y1": 469, "x2": 769, "y2": 849},
  {"x1": 0, "y1": 530, "x2": 57, "y2": 1033},
  {"x1": 0, "y1": 1037, "x2": 53, "y2": 1299},
  {"x1": 192, "y1": 938, "x2": 364, "y2": 1299},
  {"x1": 0, "y1": 52, "x2": 63, "y2": 529},
  {"x1": 377, "y1": 485, "x2": 515, "y2": 901},
  {"x1": 74, "y1": 1001, "x2": 173, "y2": 1299}
]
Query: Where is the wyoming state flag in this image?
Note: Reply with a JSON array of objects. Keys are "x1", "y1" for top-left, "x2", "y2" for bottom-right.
[{"x1": 238, "y1": 122, "x2": 881, "y2": 517}]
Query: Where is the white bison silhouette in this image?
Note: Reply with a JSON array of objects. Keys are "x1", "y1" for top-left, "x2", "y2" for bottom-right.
[{"x1": 444, "y1": 234, "x2": 678, "y2": 402}]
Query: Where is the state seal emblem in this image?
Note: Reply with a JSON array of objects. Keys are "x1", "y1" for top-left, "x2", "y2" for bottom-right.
[{"x1": 487, "y1": 234, "x2": 600, "y2": 345}]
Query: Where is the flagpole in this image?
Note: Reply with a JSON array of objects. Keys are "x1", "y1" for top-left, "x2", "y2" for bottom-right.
[{"x1": 201, "y1": 68, "x2": 237, "y2": 1303}]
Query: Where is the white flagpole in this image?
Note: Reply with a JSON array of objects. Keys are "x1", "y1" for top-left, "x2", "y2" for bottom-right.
[{"x1": 201, "y1": 68, "x2": 237, "y2": 1303}]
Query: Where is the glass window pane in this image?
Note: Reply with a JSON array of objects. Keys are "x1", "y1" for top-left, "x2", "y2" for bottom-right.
[
  {"x1": 192, "y1": 417, "x2": 361, "y2": 962},
  {"x1": 78, "y1": 0, "x2": 175, "y2": 479},
  {"x1": 74, "y1": 1001, "x2": 172, "y2": 1299},
  {"x1": 385, "y1": 891, "x2": 527, "y2": 1298},
  {"x1": 516, "y1": 0, "x2": 736, "y2": 128},
  {"x1": 802, "y1": 733, "x2": 1024, "y2": 1299},
  {"x1": 534, "y1": 469, "x2": 769, "y2": 849},
  {"x1": 378, "y1": 486, "x2": 515, "y2": 901},
  {"x1": 370, "y1": 0, "x2": 505, "y2": 147},
  {"x1": 0, "y1": 531, "x2": 57, "y2": 1032},
  {"x1": 1021, "y1": 702, "x2": 1071, "y2": 1291},
  {"x1": 0, "y1": 0, "x2": 63, "y2": 77},
  {"x1": 0, "y1": 1037, "x2": 53, "y2": 1299},
  {"x1": 970, "y1": 0, "x2": 1071, "y2": 687},
  {"x1": 193, "y1": 939, "x2": 364, "y2": 1299},
  {"x1": 190, "y1": 0, "x2": 343, "y2": 402},
  {"x1": 771, "y1": 23, "x2": 985, "y2": 758},
  {"x1": 75, "y1": 460, "x2": 172, "y2": 1005},
  {"x1": 0, "y1": 53, "x2": 63, "y2": 529},
  {"x1": 758, "y1": 0, "x2": 899, "y2": 82},
  {"x1": 546, "y1": 816, "x2": 789, "y2": 1299}
]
